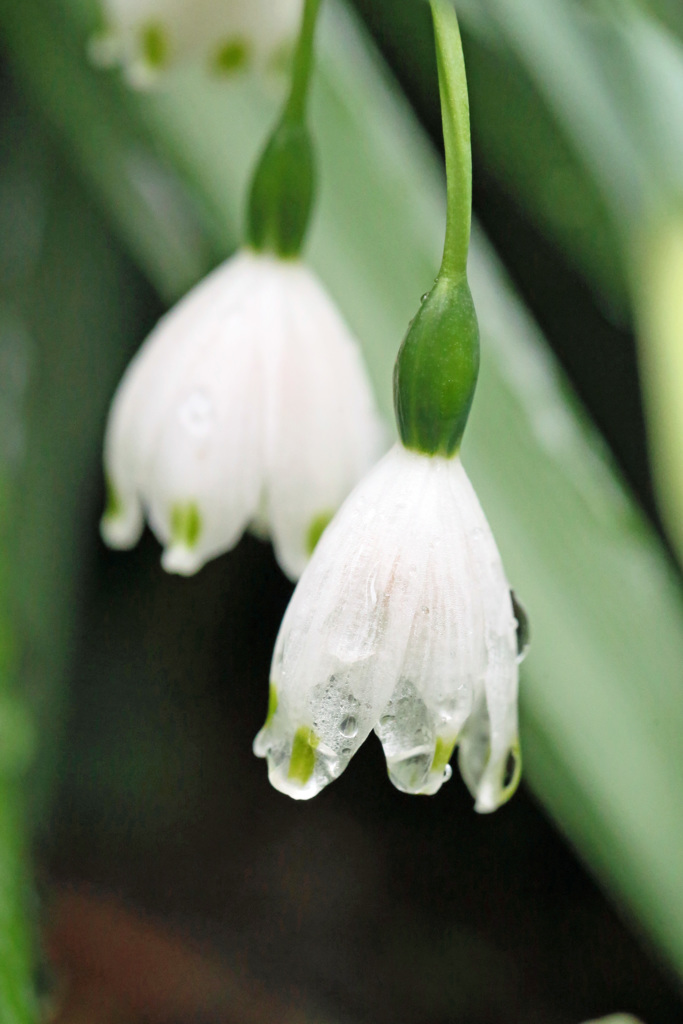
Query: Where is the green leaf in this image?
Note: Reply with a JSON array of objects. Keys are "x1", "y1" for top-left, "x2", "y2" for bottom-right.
[
  {"x1": 0, "y1": 78, "x2": 159, "y2": 1019},
  {"x1": 0, "y1": 499, "x2": 36, "y2": 1022}
]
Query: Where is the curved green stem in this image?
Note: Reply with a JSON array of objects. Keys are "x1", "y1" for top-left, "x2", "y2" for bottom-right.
[
  {"x1": 246, "y1": 0, "x2": 322, "y2": 256},
  {"x1": 285, "y1": 0, "x2": 322, "y2": 124},
  {"x1": 393, "y1": 0, "x2": 478, "y2": 456},
  {"x1": 430, "y1": 0, "x2": 472, "y2": 280}
]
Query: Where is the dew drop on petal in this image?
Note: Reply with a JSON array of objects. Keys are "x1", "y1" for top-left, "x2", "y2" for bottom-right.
[
  {"x1": 376, "y1": 680, "x2": 434, "y2": 795},
  {"x1": 178, "y1": 389, "x2": 213, "y2": 437},
  {"x1": 339, "y1": 715, "x2": 358, "y2": 738},
  {"x1": 511, "y1": 589, "x2": 530, "y2": 663},
  {"x1": 443, "y1": 763, "x2": 453, "y2": 782},
  {"x1": 310, "y1": 679, "x2": 361, "y2": 756},
  {"x1": 388, "y1": 750, "x2": 433, "y2": 794},
  {"x1": 259, "y1": 728, "x2": 343, "y2": 801}
]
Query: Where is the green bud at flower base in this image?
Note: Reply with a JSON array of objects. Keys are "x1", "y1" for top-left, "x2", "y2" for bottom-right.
[
  {"x1": 246, "y1": 0, "x2": 320, "y2": 259},
  {"x1": 247, "y1": 117, "x2": 316, "y2": 258},
  {"x1": 394, "y1": 273, "x2": 480, "y2": 457}
]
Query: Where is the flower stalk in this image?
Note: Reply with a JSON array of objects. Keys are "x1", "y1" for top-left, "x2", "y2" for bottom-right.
[
  {"x1": 284, "y1": 0, "x2": 322, "y2": 123},
  {"x1": 247, "y1": 0, "x2": 322, "y2": 257},
  {"x1": 432, "y1": 0, "x2": 472, "y2": 282},
  {"x1": 393, "y1": 0, "x2": 479, "y2": 457}
]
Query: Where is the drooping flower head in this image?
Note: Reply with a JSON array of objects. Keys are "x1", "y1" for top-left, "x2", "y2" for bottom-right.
[
  {"x1": 91, "y1": 0, "x2": 303, "y2": 88},
  {"x1": 101, "y1": 249, "x2": 383, "y2": 580},
  {"x1": 254, "y1": 443, "x2": 525, "y2": 808},
  {"x1": 254, "y1": 0, "x2": 528, "y2": 808},
  {"x1": 100, "y1": 0, "x2": 383, "y2": 579}
]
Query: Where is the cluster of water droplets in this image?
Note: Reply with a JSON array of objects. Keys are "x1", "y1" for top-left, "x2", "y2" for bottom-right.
[
  {"x1": 256, "y1": 669, "x2": 374, "y2": 800},
  {"x1": 311, "y1": 674, "x2": 364, "y2": 757},
  {"x1": 375, "y1": 678, "x2": 437, "y2": 795},
  {"x1": 257, "y1": 582, "x2": 530, "y2": 802}
]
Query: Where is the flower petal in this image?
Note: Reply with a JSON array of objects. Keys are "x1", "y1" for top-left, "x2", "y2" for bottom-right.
[
  {"x1": 144, "y1": 299, "x2": 266, "y2": 574},
  {"x1": 101, "y1": 251, "x2": 269, "y2": 568},
  {"x1": 376, "y1": 457, "x2": 485, "y2": 796},
  {"x1": 453, "y1": 464, "x2": 519, "y2": 812},
  {"x1": 264, "y1": 261, "x2": 385, "y2": 580},
  {"x1": 94, "y1": 0, "x2": 303, "y2": 84},
  {"x1": 254, "y1": 445, "x2": 427, "y2": 798}
]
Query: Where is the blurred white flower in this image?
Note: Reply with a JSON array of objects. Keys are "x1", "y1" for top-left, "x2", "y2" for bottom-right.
[
  {"x1": 254, "y1": 442, "x2": 525, "y2": 809},
  {"x1": 90, "y1": 0, "x2": 303, "y2": 88},
  {"x1": 101, "y1": 249, "x2": 384, "y2": 580}
]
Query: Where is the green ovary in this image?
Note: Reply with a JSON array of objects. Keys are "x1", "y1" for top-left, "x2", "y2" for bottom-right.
[
  {"x1": 103, "y1": 475, "x2": 123, "y2": 521},
  {"x1": 306, "y1": 511, "x2": 333, "y2": 555},
  {"x1": 214, "y1": 38, "x2": 249, "y2": 73},
  {"x1": 140, "y1": 21, "x2": 170, "y2": 68},
  {"x1": 499, "y1": 740, "x2": 522, "y2": 803},
  {"x1": 170, "y1": 502, "x2": 202, "y2": 548},
  {"x1": 431, "y1": 735, "x2": 457, "y2": 774},
  {"x1": 264, "y1": 684, "x2": 278, "y2": 730},
  {"x1": 288, "y1": 727, "x2": 319, "y2": 785}
]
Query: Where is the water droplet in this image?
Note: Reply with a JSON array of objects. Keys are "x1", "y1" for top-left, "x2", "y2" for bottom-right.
[
  {"x1": 341, "y1": 746, "x2": 352, "y2": 757},
  {"x1": 378, "y1": 714, "x2": 395, "y2": 733},
  {"x1": 178, "y1": 389, "x2": 213, "y2": 437},
  {"x1": 510, "y1": 590, "x2": 530, "y2": 663},
  {"x1": 387, "y1": 750, "x2": 432, "y2": 794},
  {"x1": 442, "y1": 763, "x2": 453, "y2": 782},
  {"x1": 421, "y1": 292, "x2": 429, "y2": 303},
  {"x1": 339, "y1": 715, "x2": 358, "y2": 738}
]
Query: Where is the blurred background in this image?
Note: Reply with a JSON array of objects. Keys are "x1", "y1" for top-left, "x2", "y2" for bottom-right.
[{"x1": 1, "y1": 0, "x2": 683, "y2": 1021}]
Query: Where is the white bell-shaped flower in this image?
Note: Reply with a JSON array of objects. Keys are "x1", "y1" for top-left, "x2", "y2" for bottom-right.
[
  {"x1": 91, "y1": 0, "x2": 303, "y2": 88},
  {"x1": 254, "y1": 442, "x2": 525, "y2": 810},
  {"x1": 101, "y1": 249, "x2": 384, "y2": 580}
]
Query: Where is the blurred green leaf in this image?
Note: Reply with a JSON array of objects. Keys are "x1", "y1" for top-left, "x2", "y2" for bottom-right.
[
  {"x1": 0, "y1": 489, "x2": 36, "y2": 1022},
  {"x1": 0, "y1": 107, "x2": 44, "y2": 1024},
  {"x1": 473, "y1": 0, "x2": 651, "y2": 225},
  {"x1": 3, "y1": 0, "x2": 683, "y2": 990},
  {"x1": 0, "y1": 78, "x2": 160, "y2": 1020},
  {"x1": 642, "y1": 0, "x2": 683, "y2": 39}
]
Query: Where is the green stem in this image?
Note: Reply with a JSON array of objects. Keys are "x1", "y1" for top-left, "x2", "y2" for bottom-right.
[
  {"x1": 245, "y1": 0, "x2": 322, "y2": 255},
  {"x1": 393, "y1": 0, "x2": 478, "y2": 456},
  {"x1": 284, "y1": 0, "x2": 322, "y2": 123},
  {"x1": 430, "y1": 0, "x2": 472, "y2": 280}
]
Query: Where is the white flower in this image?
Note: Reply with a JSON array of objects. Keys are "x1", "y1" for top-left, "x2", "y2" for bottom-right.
[
  {"x1": 90, "y1": 0, "x2": 303, "y2": 88},
  {"x1": 101, "y1": 249, "x2": 384, "y2": 580},
  {"x1": 254, "y1": 442, "x2": 524, "y2": 810}
]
